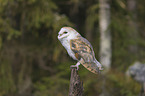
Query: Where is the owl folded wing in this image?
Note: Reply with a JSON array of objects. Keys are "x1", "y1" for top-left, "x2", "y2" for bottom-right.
[
  {"x1": 70, "y1": 37, "x2": 100, "y2": 74},
  {"x1": 70, "y1": 37, "x2": 95, "y2": 63}
]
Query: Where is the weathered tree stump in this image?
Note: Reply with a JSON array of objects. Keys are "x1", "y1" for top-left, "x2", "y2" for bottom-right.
[{"x1": 69, "y1": 68, "x2": 83, "y2": 96}]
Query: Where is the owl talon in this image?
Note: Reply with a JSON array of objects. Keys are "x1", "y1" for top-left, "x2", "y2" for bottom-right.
[
  {"x1": 70, "y1": 65, "x2": 79, "y2": 70},
  {"x1": 99, "y1": 67, "x2": 103, "y2": 70},
  {"x1": 100, "y1": 68, "x2": 103, "y2": 70},
  {"x1": 70, "y1": 62, "x2": 80, "y2": 70}
]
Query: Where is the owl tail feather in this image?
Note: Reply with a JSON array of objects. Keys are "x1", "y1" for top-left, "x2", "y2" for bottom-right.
[
  {"x1": 94, "y1": 59, "x2": 103, "y2": 71},
  {"x1": 82, "y1": 62, "x2": 100, "y2": 74}
]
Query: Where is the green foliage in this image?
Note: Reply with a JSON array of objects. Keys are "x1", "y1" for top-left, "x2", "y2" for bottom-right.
[
  {"x1": 111, "y1": 0, "x2": 145, "y2": 71},
  {"x1": 111, "y1": 14, "x2": 132, "y2": 71},
  {"x1": 33, "y1": 61, "x2": 72, "y2": 96},
  {"x1": 0, "y1": 0, "x2": 72, "y2": 95},
  {"x1": 85, "y1": 4, "x2": 99, "y2": 31},
  {"x1": 0, "y1": 59, "x2": 16, "y2": 96},
  {"x1": 106, "y1": 71, "x2": 140, "y2": 96},
  {"x1": 34, "y1": 76, "x2": 69, "y2": 96},
  {"x1": 0, "y1": 36, "x2": 2, "y2": 49}
]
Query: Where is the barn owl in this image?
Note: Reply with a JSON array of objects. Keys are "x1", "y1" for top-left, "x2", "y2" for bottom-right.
[{"x1": 58, "y1": 27, "x2": 103, "y2": 74}]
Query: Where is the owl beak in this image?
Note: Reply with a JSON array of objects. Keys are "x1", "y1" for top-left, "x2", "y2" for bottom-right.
[
  {"x1": 58, "y1": 33, "x2": 63, "y2": 39},
  {"x1": 59, "y1": 33, "x2": 63, "y2": 37}
]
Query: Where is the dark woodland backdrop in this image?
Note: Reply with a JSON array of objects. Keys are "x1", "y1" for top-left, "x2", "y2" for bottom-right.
[{"x1": 0, "y1": 0, "x2": 145, "y2": 96}]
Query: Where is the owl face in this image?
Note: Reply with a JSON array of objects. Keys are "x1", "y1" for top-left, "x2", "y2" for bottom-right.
[{"x1": 58, "y1": 27, "x2": 80, "y2": 40}]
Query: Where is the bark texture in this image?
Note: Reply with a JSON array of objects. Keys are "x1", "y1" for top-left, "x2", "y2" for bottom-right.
[{"x1": 69, "y1": 68, "x2": 83, "y2": 96}]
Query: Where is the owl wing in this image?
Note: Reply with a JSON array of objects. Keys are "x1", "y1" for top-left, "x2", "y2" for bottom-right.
[
  {"x1": 70, "y1": 36, "x2": 100, "y2": 74},
  {"x1": 70, "y1": 36, "x2": 94, "y2": 61}
]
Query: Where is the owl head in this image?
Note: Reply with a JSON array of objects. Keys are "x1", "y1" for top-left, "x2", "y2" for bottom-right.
[{"x1": 58, "y1": 27, "x2": 80, "y2": 40}]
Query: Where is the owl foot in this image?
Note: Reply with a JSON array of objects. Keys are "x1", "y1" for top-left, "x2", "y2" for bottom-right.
[
  {"x1": 99, "y1": 67, "x2": 103, "y2": 70},
  {"x1": 70, "y1": 62, "x2": 80, "y2": 70},
  {"x1": 70, "y1": 65, "x2": 79, "y2": 70}
]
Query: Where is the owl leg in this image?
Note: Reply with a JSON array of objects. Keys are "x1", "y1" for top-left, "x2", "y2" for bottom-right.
[
  {"x1": 70, "y1": 58, "x2": 84, "y2": 70},
  {"x1": 70, "y1": 62, "x2": 80, "y2": 70}
]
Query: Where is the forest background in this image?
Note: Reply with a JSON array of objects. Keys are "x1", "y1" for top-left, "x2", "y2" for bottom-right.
[{"x1": 0, "y1": 0, "x2": 145, "y2": 96}]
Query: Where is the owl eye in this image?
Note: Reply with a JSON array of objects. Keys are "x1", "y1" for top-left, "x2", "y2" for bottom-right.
[{"x1": 63, "y1": 32, "x2": 68, "y2": 34}]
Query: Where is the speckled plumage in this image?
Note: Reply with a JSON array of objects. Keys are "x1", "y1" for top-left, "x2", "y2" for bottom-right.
[{"x1": 58, "y1": 27, "x2": 103, "y2": 74}]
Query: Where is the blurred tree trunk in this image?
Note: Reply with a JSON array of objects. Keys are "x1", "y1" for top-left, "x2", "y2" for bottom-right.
[
  {"x1": 127, "y1": 0, "x2": 138, "y2": 54},
  {"x1": 99, "y1": 0, "x2": 111, "y2": 72}
]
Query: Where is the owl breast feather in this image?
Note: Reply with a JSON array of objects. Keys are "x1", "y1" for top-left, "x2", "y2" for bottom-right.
[{"x1": 60, "y1": 38, "x2": 78, "y2": 60}]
